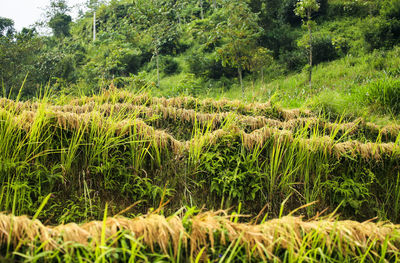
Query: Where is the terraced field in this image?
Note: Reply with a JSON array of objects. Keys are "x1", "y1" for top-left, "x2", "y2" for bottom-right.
[{"x1": 1, "y1": 89, "x2": 400, "y2": 261}]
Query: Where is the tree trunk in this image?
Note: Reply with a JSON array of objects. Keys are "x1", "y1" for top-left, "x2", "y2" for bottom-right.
[
  {"x1": 238, "y1": 67, "x2": 244, "y2": 95},
  {"x1": 199, "y1": 0, "x2": 204, "y2": 19},
  {"x1": 308, "y1": 14, "x2": 312, "y2": 90},
  {"x1": 156, "y1": 50, "x2": 160, "y2": 88},
  {"x1": 212, "y1": 0, "x2": 217, "y2": 9},
  {"x1": 261, "y1": 68, "x2": 264, "y2": 86},
  {"x1": 93, "y1": 11, "x2": 96, "y2": 42}
]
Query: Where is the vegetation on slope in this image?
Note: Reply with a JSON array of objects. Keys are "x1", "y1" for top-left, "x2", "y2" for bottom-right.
[
  {"x1": 1, "y1": 0, "x2": 400, "y2": 119},
  {"x1": 1, "y1": 89, "x2": 400, "y2": 226}
]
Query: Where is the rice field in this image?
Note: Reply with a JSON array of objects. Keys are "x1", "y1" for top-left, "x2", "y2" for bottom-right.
[{"x1": 2, "y1": 88, "x2": 400, "y2": 261}]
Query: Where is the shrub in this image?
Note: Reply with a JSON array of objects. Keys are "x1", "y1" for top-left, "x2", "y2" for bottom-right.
[
  {"x1": 279, "y1": 0, "x2": 302, "y2": 26},
  {"x1": 327, "y1": 0, "x2": 378, "y2": 18},
  {"x1": 279, "y1": 49, "x2": 307, "y2": 71},
  {"x1": 175, "y1": 73, "x2": 201, "y2": 96},
  {"x1": 363, "y1": 16, "x2": 400, "y2": 50},
  {"x1": 332, "y1": 36, "x2": 350, "y2": 56},
  {"x1": 381, "y1": 0, "x2": 400, "y2": 20},
  {"x1": 186, "y1": 50, "x2": 236, "y2": 79},
  {"x1": 312, "y1": 34, "x2": 340, "y2": 64},
  {"x1": 162, "y1": 56, "x2": 180, "y2": 75},
  {"x1": 279, "y1": 0, "x2": 327, "y2": 25},
  {"x1": 160, "y1": 73, "x2": 202, "y2": 97},
  {"x1": 261, "y1": 24, "x2": 301, "y2": 58},
  {"x1": 366, "y1": 50, "x2": 388, "y2": 70},
  {"x1": 294, "y1": 33, "x2": 339, "y2": 69},
  {"x1": 322, "y1": 172, "x2": 374, "y2": 217}
]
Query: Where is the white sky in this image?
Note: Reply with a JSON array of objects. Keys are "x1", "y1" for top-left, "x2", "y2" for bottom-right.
[{"x1": 0, "y1": 0, "x2": 86, "y2": 31}]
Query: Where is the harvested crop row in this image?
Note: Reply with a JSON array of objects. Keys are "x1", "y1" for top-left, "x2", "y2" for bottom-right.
[
  {"x1": 8, "y1": 109, "x2": 183, "y2": 154},
  {"x1": 0, "y1": 98, "x2": 313, "y2": 128},
  {"x1": 42, "y1": 106, "x2": 400, "y2": 143},
  {"x1": 0, "y1": 211, "x2": 399, "y2": 261},
  {"x1": 3, "y1": 99, "x2": 400, "y2": 142},
  {"x1": 0, "y1": 96, "x2": 309, "y2": 122},
  {"x1": 241, "y1": 125, "x2": 399, "y2": 160},
  {"x1": 5, "y1": 108, "x2": 400, "y2": 161},
  {"x1": 66, "y1": 89, "x2": 313, "y2": 119},
  {"x1": 181, "y1": 125, "x2": 398, "y2": 160}
]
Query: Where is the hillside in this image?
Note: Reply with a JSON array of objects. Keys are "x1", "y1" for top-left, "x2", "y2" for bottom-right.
[
  {"x1": 2, "y1": 0, "x2": 400, "y2": 261},
  {"x1": 1, "y1": 0, "x2": 400, "y2": 110}
]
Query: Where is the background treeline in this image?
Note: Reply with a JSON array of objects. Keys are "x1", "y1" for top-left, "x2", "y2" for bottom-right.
[{"x1": 1, "y1": 0, "x2": 400, "y2": 99}]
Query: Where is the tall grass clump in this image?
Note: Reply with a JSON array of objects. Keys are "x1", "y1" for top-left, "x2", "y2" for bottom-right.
[{"x1": 366, "y1": 77, "x2": 400, "y2": 114}]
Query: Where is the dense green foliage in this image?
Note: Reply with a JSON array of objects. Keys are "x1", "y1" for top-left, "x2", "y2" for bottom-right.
[{"x1": 1, "y1": 0, "x2": 400, "y2": 105}]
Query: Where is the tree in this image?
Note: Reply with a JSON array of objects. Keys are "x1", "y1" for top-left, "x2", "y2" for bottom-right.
[
  {"x1": 294, "y1": 0, "x2": 320, "y2": 89},
  {"x1": 132, "y1": 0, "x2": 178, "y2": 87},
  {"x1": 0, "y1": 17, "x2": 15, "y2": 37},
  {"x1": 0, "y1": 29, "x2": 44, "y2": 97},
  {"x1": 199, "y1": 0, "x2": 204, "y2": 19},
  {"x1": 86, "y1": 0, "x2": 103, "y2": 10},
  {"x1": 49, "y1": 14, "x2": 72, "y2": 38},
  {"x1": 213, "y1": 0, "x2": 263, "y2": 94},
  {"x1": 47, "y1": 0, "x2": 72, "y2": 38},
  {"x1": 250, "y1": 47, "x2": 273, "y2": 86}
]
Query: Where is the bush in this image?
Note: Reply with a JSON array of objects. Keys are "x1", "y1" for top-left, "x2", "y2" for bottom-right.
[
  {"x1": 186, "y1": 50, "x2": 236, "y2": 79},
  {"x1": 279, "y1": 0, "x2": 302, "y2": 26},
  {"x1": 293, "y1": 33, "x2": 339, "y2": 70},
  {"x1": 162, "y1": 73, "x2": 202, "y2": 97},
  {"x1": 261, "y1": 24, "x2": 301, "y2": 58},
  {"x1": 35, "y1": 50, "x2": 77, "y2": 85},
  {"x1": 162, "y1": 56, "x2": 180, "y2": 75},
  {"x1": 366, "y1": 78, "x2": 400, "y2": 114},
  {"x1": 327, "y1": 0, "x2": 378, "y2": 18},
  {"x1": 363, "y1": 17, "x2": 400, "y2": 50},
  {"x1": 322, "y1": 172, "x2": 374, "y2": 217},
  {"x1": 366, "y1": 50, "x2": 388, "y2": 71},
  {"x1": 312, "y1": 34, "x2": 340, "y2": 64},
  {"x1": 279, "y1": 49, "x2": 307, "y2": 71},
  {"x1": 381, "y1": 0, "x2": 400, "y2": 20}
]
